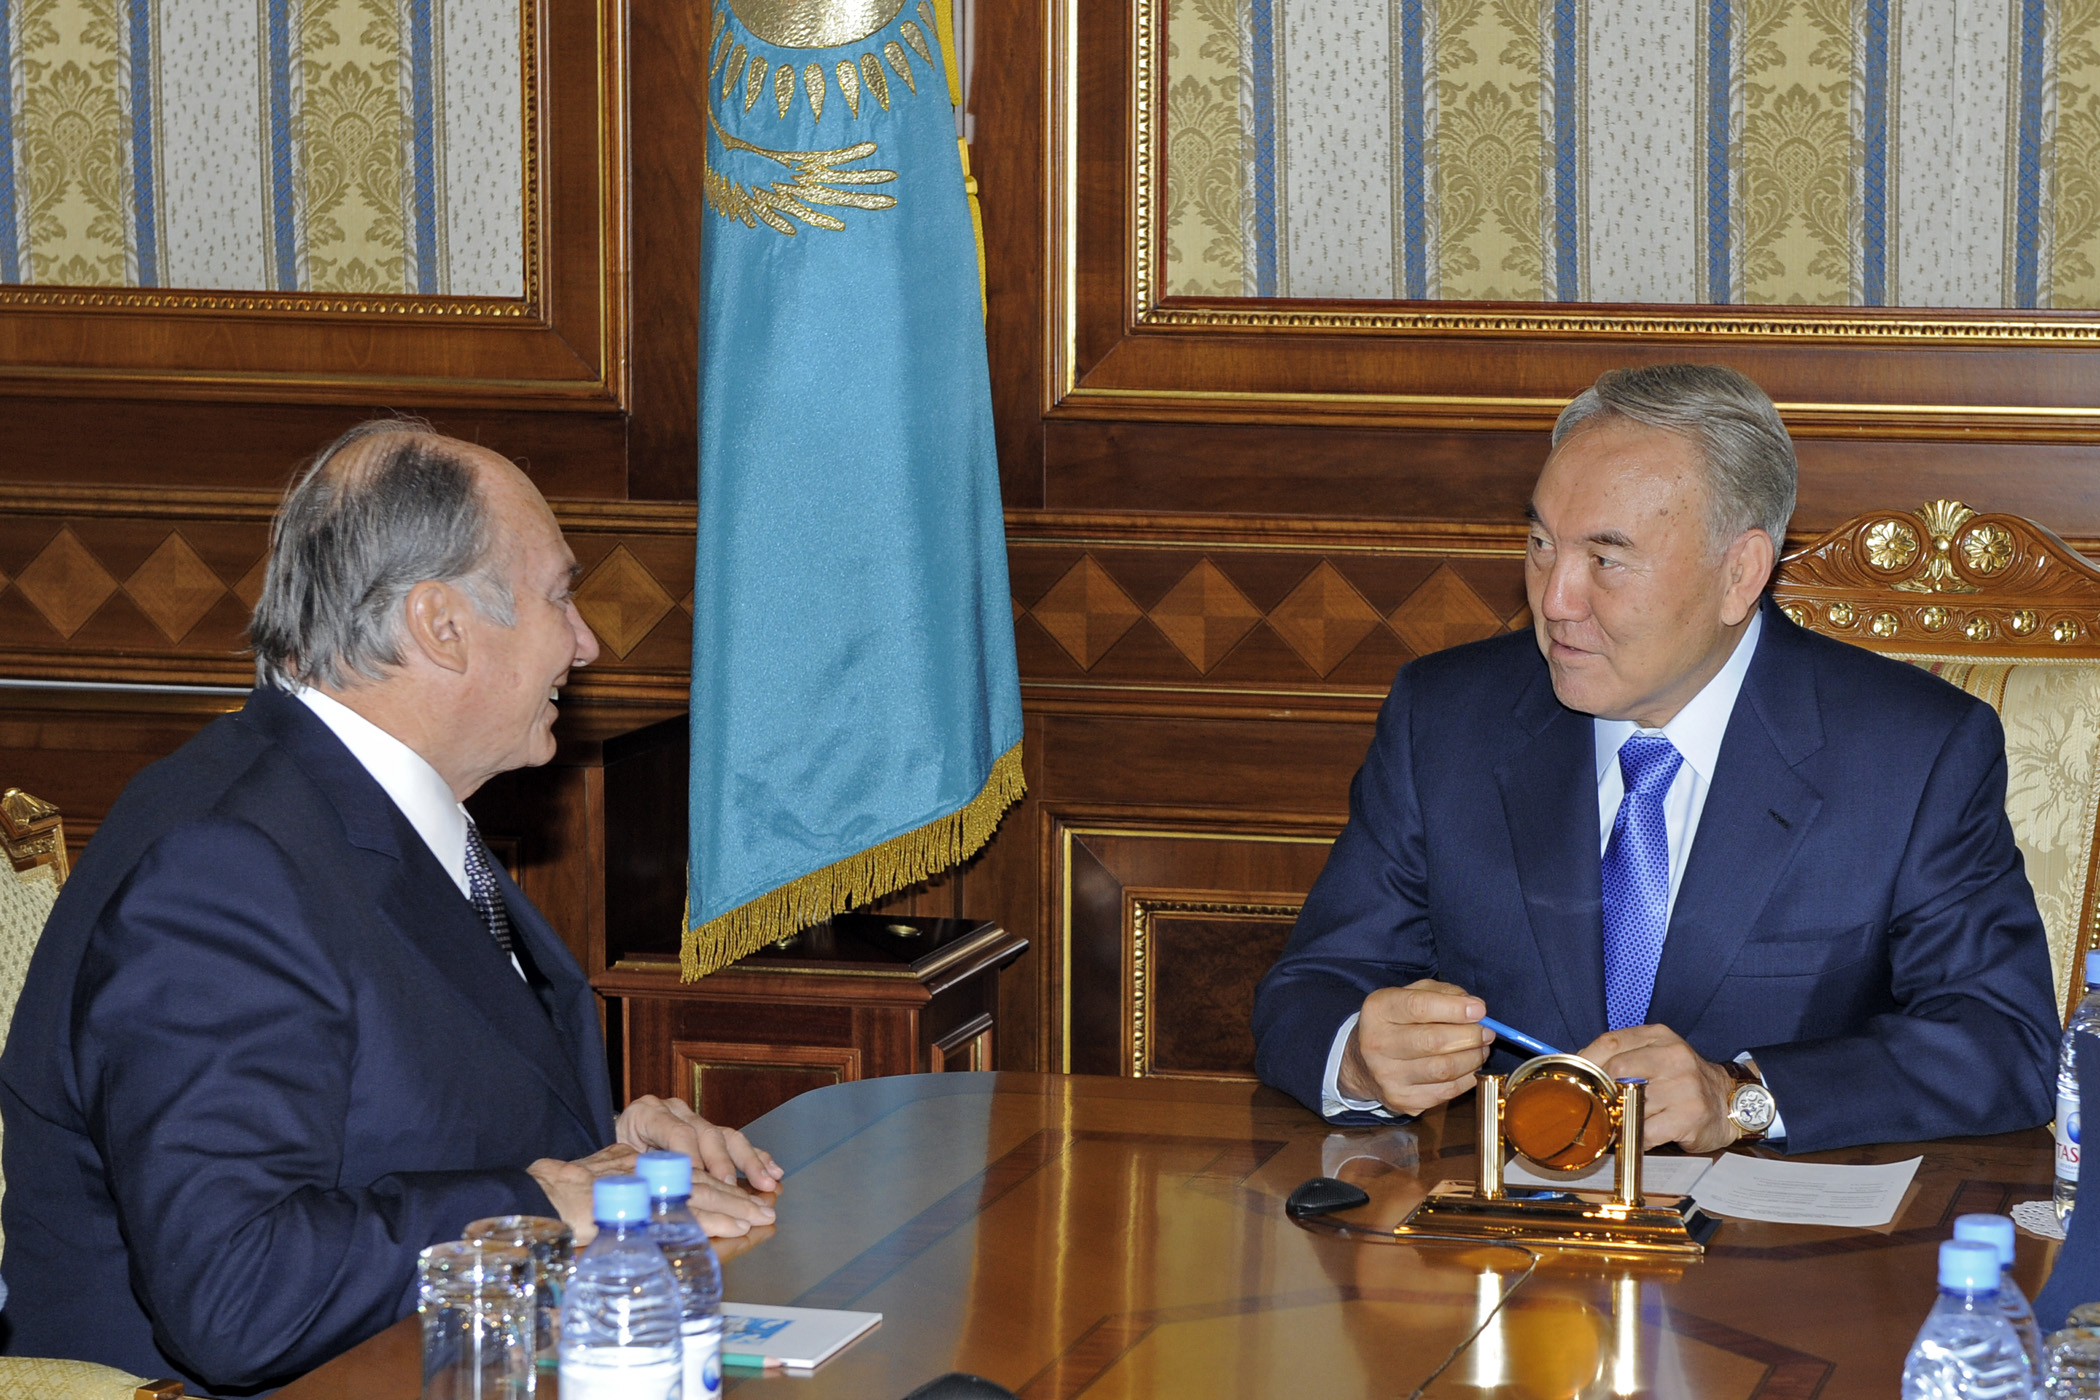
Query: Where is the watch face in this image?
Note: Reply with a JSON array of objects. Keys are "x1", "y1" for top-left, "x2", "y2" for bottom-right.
[{"x1": 1731, "y1": 1083, "x2": 1777, "y2": 1132}]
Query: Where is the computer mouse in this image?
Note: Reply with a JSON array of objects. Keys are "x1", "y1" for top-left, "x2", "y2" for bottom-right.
[
  {"x1": 1286, "y1": 1175, "x2": 1373, "y2": 1218},
  {"x1": 900, "y1": 1373, "x2": 1019, "y2": 1400}
]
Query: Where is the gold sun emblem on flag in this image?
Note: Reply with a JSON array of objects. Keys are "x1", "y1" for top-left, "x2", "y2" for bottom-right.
[{"x1": 709, "y1": 1, "x2": 942, "y2": 124}]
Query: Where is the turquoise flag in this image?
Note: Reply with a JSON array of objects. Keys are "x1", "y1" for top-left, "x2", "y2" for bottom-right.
[{"x1": 686, "y1": 0, "x2": 1023, "y2": 977}]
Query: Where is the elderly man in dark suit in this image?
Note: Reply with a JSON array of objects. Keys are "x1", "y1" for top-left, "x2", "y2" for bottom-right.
[
  {"x1": 0, "y1": 423, "x2": 784, "y2": 1393},
  {"x1": 1253, "y1": 364, "x2": 2058, "y2": 1155}
]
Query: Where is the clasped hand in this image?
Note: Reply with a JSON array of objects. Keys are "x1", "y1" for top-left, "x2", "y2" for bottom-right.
[
  {"x1": 528, "y1": 1095, "x2": 787, "y2": 1242},
  {"x1": 1340, "y1": 981, "x2": 1741, "y2": 1151}
]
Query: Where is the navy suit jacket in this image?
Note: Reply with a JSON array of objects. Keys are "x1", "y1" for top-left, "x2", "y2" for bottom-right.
[
  {"x1": 1253, "y1": 599, "x2": 2059, "y2": 1151},
  {"x1": 0, "y1": 687, "x2": 617, "y2": 1393}
]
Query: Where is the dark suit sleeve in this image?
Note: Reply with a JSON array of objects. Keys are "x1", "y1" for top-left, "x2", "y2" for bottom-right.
[
  {"x1": 1753, "y1": 701, "x2": 2059, "y2": 1151},
  {"x1": 1253, "y1": 670, "x2": 1440, "y2": 1120},
  {"x1": 72, "y1": 819, "x2": 560, "y2": 1389}
]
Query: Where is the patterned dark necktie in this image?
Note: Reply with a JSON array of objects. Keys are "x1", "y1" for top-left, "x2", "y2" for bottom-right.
[
  {"x1": 1601, "y1": 732, "x2": 1684, "y2": 1031},
  {"x1": 463, "y1": 822, "x2": 515, "y2": 959}
]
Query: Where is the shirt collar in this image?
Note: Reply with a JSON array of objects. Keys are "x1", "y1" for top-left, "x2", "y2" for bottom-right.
[
  {"x1": 295, "y1": 686, "x2": 472, "y2": 898},
  {"x1": 1593, "y1": 605, "x2": 1764, "y2": 786}
]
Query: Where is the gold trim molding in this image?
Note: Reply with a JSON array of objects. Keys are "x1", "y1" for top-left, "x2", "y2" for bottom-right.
[
  {"x1": 1128, "y1": 896, "x2": 1298, "y2": 1080},
  {"x1": 0, "y1": 0, "x2": 544, "y2": 322},
  {"x1": 1115, "y1": 0, "x2": 2100, "y2": 351}
]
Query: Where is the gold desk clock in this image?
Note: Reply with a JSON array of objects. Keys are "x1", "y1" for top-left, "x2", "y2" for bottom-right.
[{"x1": 1397, "y1": 1055, "x2": 1719, "y2": 1258}]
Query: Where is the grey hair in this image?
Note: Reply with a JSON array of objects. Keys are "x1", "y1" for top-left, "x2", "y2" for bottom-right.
[
  {"x1": 1551, "y1": 364, "x2": 1798, "y2": 547},
  {"x1": 250, "y1": 419, "x2": 516, "y2": 691}
]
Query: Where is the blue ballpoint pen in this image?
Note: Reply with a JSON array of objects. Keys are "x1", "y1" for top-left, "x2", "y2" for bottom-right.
[{"x1": 1479, "y1": 1016, "x2": 1562, "y2": 1058}]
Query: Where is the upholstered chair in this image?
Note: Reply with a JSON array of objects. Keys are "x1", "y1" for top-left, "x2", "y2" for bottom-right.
[
  {"x1": 0, "y1": 790, "x2": 183, "y2": 1400},
  {"x1": 1775, "y1": 501, "x2": 2100, "y2": 1020}
]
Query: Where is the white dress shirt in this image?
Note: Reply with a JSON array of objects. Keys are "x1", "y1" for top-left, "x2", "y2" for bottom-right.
[
  {"x1": 295, "y1": 687, "x2": 524, "y2": 978},
  {"x1": 1322, "y1": 610, "x2": 1774, "y2": 1130}
]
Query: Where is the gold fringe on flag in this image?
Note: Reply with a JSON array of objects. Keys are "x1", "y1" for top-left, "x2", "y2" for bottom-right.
[{"x1": 681, "y1": 741, "x2": 1025, "y2": 979}]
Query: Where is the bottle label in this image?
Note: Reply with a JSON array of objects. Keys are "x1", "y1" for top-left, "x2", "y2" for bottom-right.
[
  {"x1": 561, "y1": 1349, "x2": 682, "y2": 1400},
  {"x1": 684, "y1": 1320, "x2": 722, "y2": 1398},
  {"x1": 2059, "y1": 1091, "x2": 2082, "y2": 1183}
]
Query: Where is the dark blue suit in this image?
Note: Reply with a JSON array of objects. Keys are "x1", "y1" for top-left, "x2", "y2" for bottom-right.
[
  {"x1": 1253, "y1": 600, "x2": 2059, "y2": 1151},
  {"x1": 0, "y1": 687, "x2": 616, "y2": 1393}
]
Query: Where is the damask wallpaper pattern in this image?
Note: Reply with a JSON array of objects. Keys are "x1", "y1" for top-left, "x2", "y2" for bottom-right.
[
  {"x1": 1165, "y1": 0, "x2": 2100, "y2": 307},
  {"x1": 0, "y1": 0, "x2": 523, "y2": 295}
]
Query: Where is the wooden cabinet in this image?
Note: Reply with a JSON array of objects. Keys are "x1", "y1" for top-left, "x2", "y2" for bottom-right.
[{"x1": 593, "y1": 914, "x2": 1028, "y2": 1128}]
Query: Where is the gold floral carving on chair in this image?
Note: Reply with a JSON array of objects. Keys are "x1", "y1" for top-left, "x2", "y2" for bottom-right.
[{"x1": 1776, "y1": 503, "x2": 2100, "y2": 1019}]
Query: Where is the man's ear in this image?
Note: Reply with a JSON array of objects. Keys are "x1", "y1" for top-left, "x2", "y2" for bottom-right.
[
  {"x1": 1719, "y1": 528, "x2": 1776, "y2": 627},
  {"x1": 403, "y1": 580, "x2": 470, "y2": 676}
]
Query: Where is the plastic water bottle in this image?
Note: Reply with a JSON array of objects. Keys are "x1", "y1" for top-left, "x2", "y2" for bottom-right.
[
  {"x1": 2058, "y1": 951, "x2": 2100, "y2": 1223},
  {"x1": 1901, "y1": 1239, "x2": 2034, "y2": 1399},
  {"x1": 1954, "y1": 1213, "x2": 2044, "y2": 1390},
  {"x1": 558, "y1": 1176, "x2": 684, "y2": 1400},
  {"x1": 637, "y1": 1151, "x2": 724, "y2": 1400}
]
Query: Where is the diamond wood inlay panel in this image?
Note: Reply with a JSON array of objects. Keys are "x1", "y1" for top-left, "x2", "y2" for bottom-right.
[
  {"x1": 125, "y1": 533, "x2": 229, "y2": 643},
  {"x1": 574, "y1": 544, "x2": 677, "y2": 659},
  {"x1": 1265, "y1": 562, "x2": 1384, "y2": 676},
  {"x1": 0, "y1": 491, "x2": 1536, "y2": 707},
  {"x1": 1031, "y1": 555, "x2": 1143, "y2": 668},
  {"x1": 232, "y1": 557, "x2": 269, "y2": 611},
  {"x1": 1146, "y1": 560, "x2": 1262, "y2": 672},
  {"x1": 15, "y1": 528, "x2": 120, "y2": 640},
  {"x1": 1388, "y1": 563, "x2": 1505, "y2": 657}
]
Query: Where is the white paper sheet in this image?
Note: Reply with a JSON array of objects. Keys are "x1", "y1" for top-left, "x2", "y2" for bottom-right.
[
  {"x1": 1688, "y1": 1153, "x2": 1922, "y2": 1227},
  {"x1": 1502, "y1": 1153, "x2": 1716, "y2": 1196}
]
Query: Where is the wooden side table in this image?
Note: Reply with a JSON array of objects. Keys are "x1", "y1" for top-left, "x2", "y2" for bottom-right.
[{"x1": 592, "y1": 914, "x2": 1029, "y2": 1128}]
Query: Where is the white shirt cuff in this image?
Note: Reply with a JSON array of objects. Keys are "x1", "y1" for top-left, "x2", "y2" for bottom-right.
[{"x1": 1321, "y1": 1011, "x2": 1397, "y2": 1120}]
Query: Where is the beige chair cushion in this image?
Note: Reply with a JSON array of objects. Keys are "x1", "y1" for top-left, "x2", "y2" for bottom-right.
[
  {"x1": 0, "y1": 1356, "x2": 147, "y2": 1400},
  {"x1": 1896, "y1": 657, "x2": 2100, "y2": 1016},
  {"x1": 0, "y1": 862, "x2": 58, "y2": 1266}
]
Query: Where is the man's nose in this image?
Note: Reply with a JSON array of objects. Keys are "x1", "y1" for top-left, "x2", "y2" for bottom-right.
[
  {"x1": 570, "y1": 603, "x2": 601, "y2": 666},
  {"x1": 1538, "y1": 556, "x2": 1586, "y2": 621}
]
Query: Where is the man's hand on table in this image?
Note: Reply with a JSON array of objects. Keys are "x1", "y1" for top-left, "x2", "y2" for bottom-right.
[
  {"x1": 616, "y1": 1095, "x2": 782, "y2": 1235},
  {"x1": 529, "y1": 1098, "x2": 784, "y2": 1243},
  {"x1": 528, "y1": 1143, "x2": 639, "y2": 1244},
  {"x1": 1338, "y1": 980, "x2": 1494, "y2": 1116},
  {"x1": 1576, "y1": 1024, "x2": 1739, "y2": 1153}
]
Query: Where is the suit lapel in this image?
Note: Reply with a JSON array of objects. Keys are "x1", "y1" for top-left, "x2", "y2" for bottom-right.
[
  {"x1": 1644, "y1": 602, "x2": 1826, "y2": 1035},
  {"x1": 371, "y1": 850, "x2": 603, "y2": 1140},
  {"x1": 241, "y1": 688, "x2": 604, "y2": 1141},
  {"x1": 1495, "y1": 666, "x2": 1609, "y2": 1049},
  {"x1": 495, "y1": 864, "x2": 617, "y2": 1134}
]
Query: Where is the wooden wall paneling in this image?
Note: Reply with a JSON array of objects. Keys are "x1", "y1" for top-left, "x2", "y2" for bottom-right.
[
  {"x1": 625, "y1": 0, "x2": 705, "y2": 499},
  {"x1": 975, "y1": 0, "x2": 1048, "y2": 506},
  {"x1": 1054, "y1": 820, "x2": 1337, "y2": 1075}
]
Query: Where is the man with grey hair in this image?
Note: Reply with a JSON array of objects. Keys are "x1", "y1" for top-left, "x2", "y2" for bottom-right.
[
  {"x1": 1254, "y1": 364, "x2": 2058, "y2": 1153},
  {"x1": 0, "y1": 424, "x2": 782, "y2": 1392}
]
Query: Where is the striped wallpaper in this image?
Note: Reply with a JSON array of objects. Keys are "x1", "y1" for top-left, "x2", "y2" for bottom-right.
[
  {"x1": 1165, "y1": 0, "x2": 2100, "y2": 308},
  {"x1": 0, "y1": 0, "x2": 523, "y2": 296}
]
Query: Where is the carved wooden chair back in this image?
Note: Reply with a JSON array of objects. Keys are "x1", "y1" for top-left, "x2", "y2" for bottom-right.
[{"x1": 1774, "y1": 500, "x2": 2100, "y2": 1021}]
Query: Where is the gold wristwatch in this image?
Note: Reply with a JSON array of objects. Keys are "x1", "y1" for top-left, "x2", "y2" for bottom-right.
[{"x1": 1725, "y1": 1057, "x2": 1777, "y2": 1142}]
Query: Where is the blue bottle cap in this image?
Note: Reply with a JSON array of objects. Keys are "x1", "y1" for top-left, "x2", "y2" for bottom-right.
[
  {"x1": 1953, "y1": 1213, "x2": 2017, "y2": 1269},
  {"x1": 635, "y1": 1151, "x2": 693, "y2": 1198},
  {"x1": 1939, "y1": 1239, "x2": 2003, "y2": 1293},
  {"x1": 592, "y1": 1175, "x2": 652, "y2": 1224},
  {"x1": 2088, "y1": 950, "x2": 2100, "y2": 984}
]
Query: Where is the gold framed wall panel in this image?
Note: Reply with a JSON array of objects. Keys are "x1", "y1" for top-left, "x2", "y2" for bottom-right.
[
  {"x1": 1053, "y1": 818, "x2": 1336, "y2": 1076},
  {"x1": 1125, "y1": 891, "x2": 1301, "y2": 1082},
  {"x1": 1044, "y1": 0, "x2": 2100, "y2": 440},
  {"x1": 0, "y1": 0, "x2": 625, "y2": 411}
]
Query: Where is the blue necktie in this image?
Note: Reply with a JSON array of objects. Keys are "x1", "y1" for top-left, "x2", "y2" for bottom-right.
[{"x1": 1602, "y1": 733, "x2": 1684, "y2": 1031}]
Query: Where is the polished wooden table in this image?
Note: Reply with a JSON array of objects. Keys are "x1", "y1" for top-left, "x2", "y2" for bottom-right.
[{"x1": 277, "y1": 1072, "x2": 2062, "y2": 1399}]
